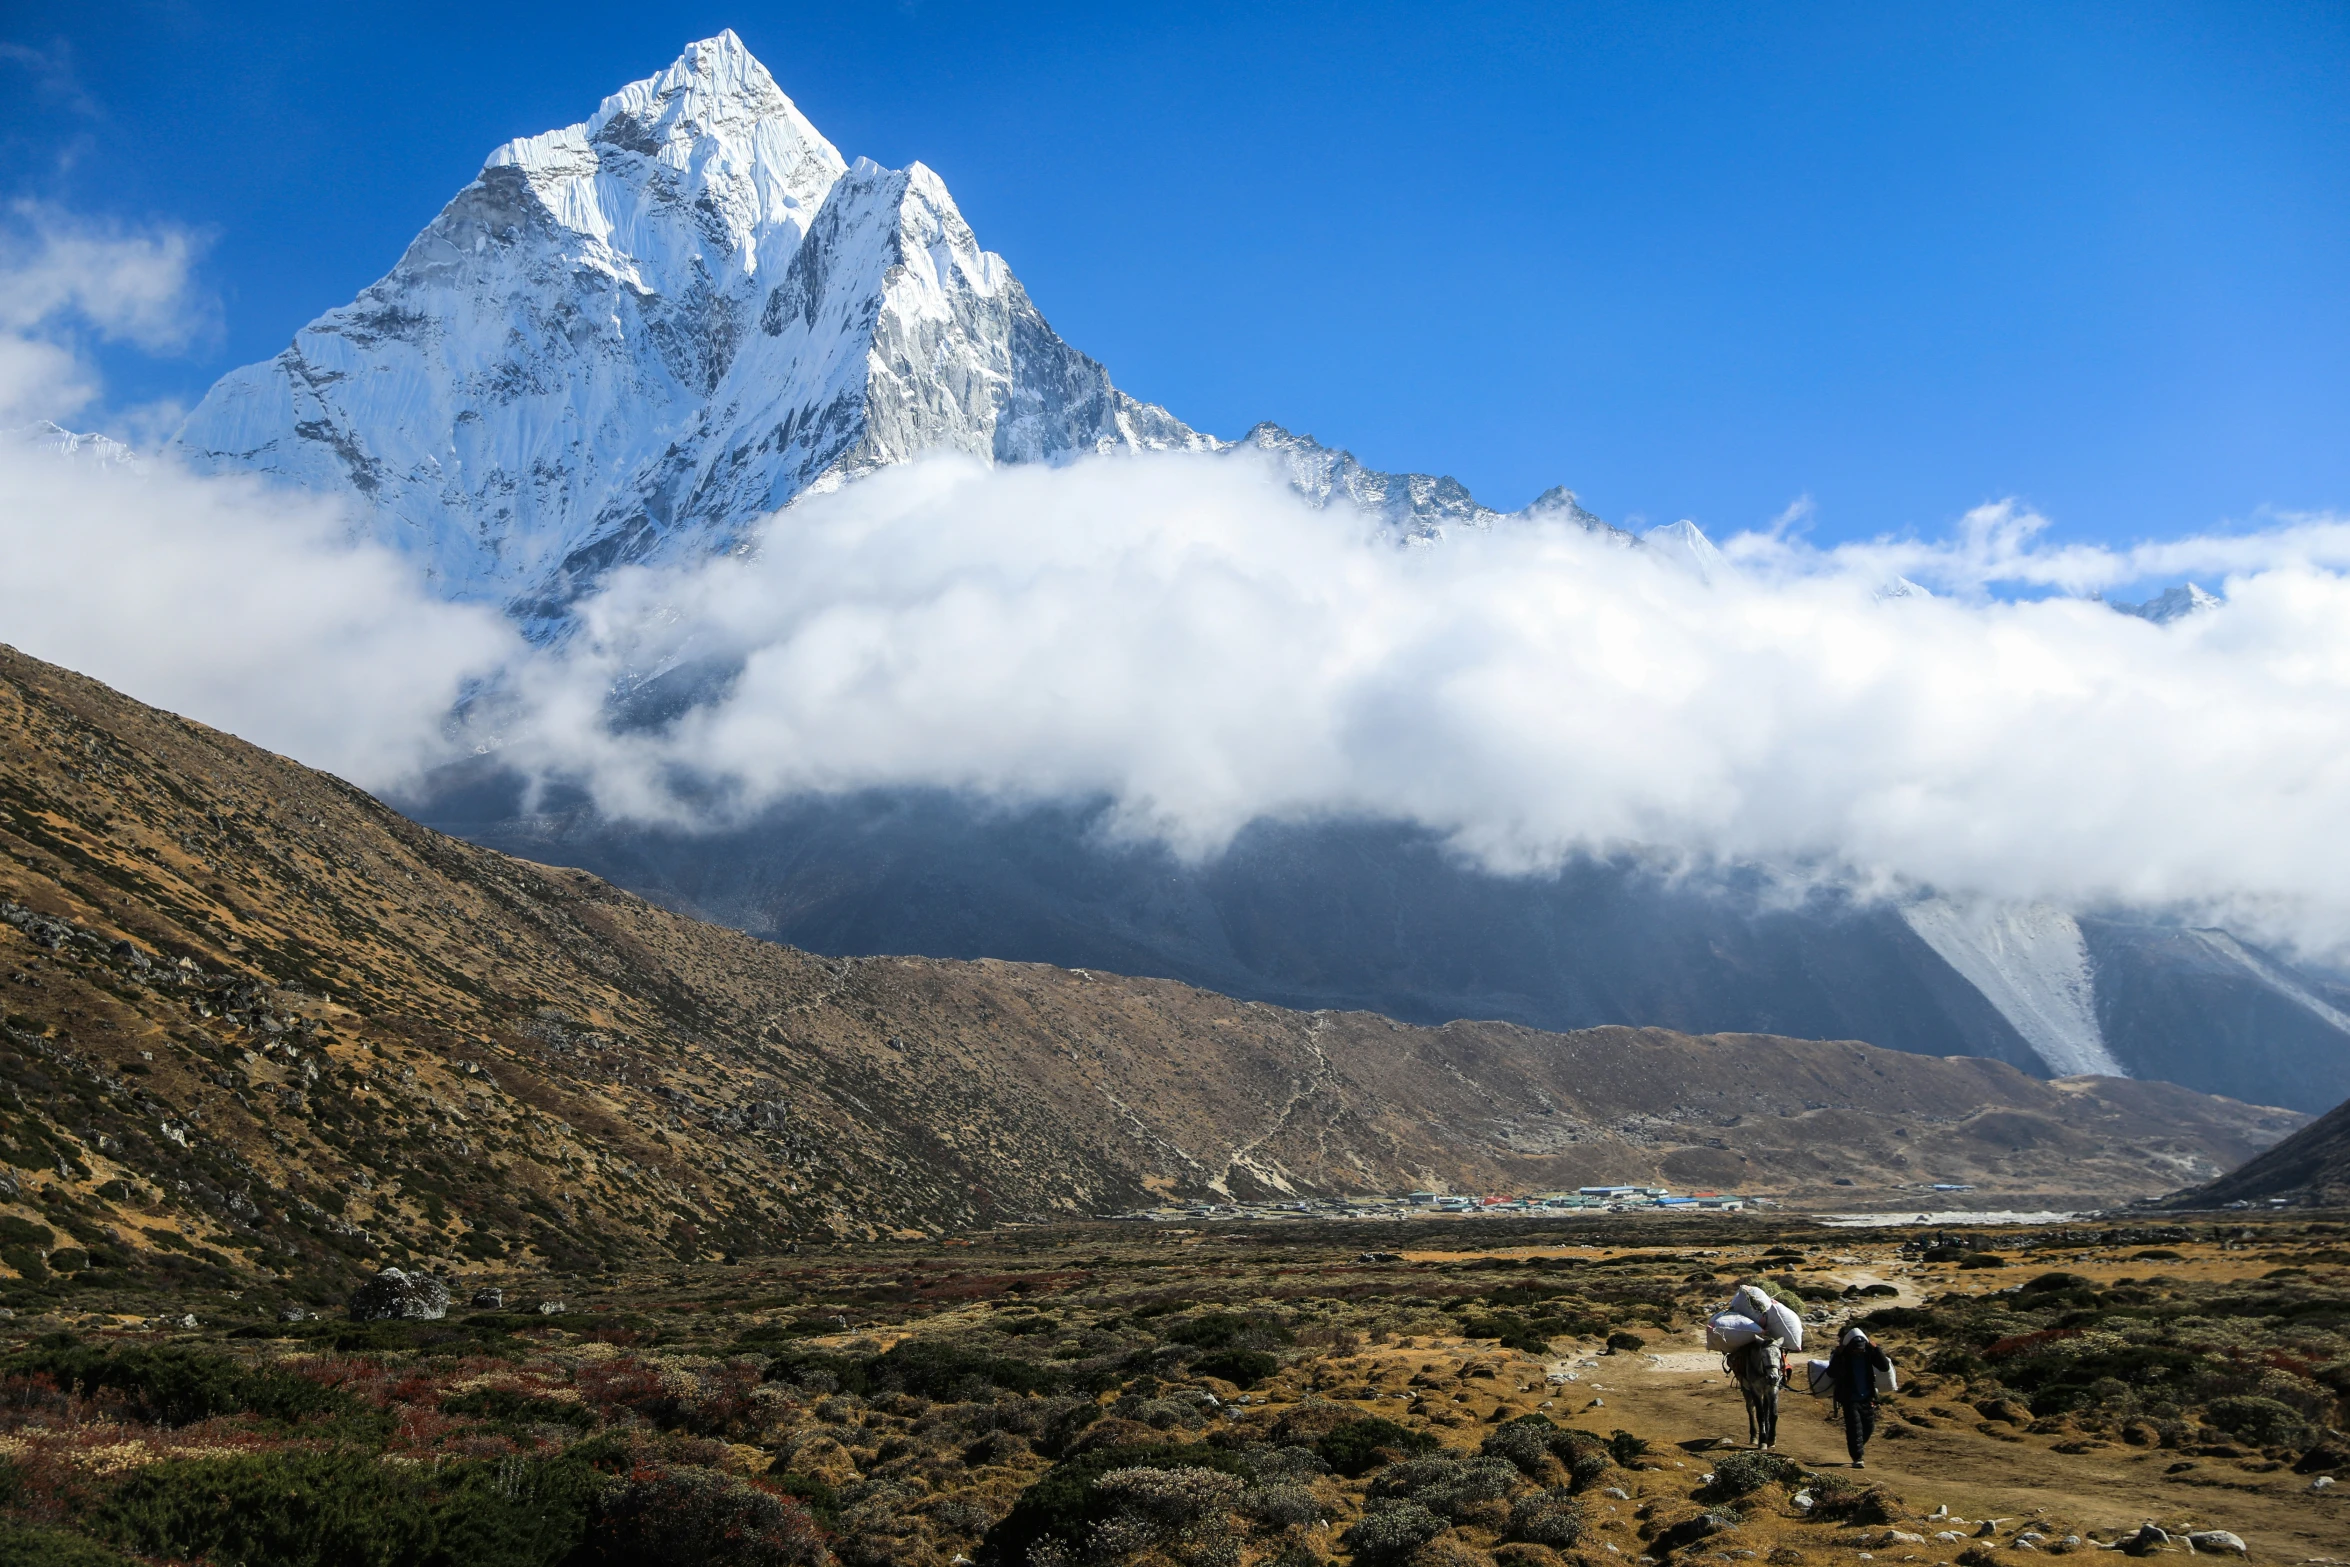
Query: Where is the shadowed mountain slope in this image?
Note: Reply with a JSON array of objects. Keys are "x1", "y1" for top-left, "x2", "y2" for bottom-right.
[
  {"x1": 2167, "y1": 1091, "x2": 2350, "y2": 1209},
  {"x1": 0, "y1": 645, "x2": 2302, "y2": 1299}
]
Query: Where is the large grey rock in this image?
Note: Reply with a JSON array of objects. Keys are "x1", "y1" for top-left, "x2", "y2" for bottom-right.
[{"x1": 347, "y1": 1266, "x2": 450, "y2": 1322}]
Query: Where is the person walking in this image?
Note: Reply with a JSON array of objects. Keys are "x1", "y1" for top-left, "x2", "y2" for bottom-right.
[{"x1": 1827, "y1": 1325, "x2": 1893, "y2": 1467}]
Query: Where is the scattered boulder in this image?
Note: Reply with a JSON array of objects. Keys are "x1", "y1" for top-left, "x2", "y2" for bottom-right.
[
  {"x1": 2117, "y1": 1525, "x2": 2170, "y2": 1557},
  {"x1": 471, "y1": 1286, "x2": 504, "y2": 1309},
  {"x1": 276, "y1": 1305, "x2": 308, "y2": 1323},
  {"x1": 2293, "y1": 1434, "x2": 2349, "y2": 1474},
  {"x1": 347, "y1": 1266, "x2": 450, "y2": 1322},
  {"x1": 2184, "y1": 1533, "x2": 2245, "y2": 1558},
  {"x1": 1650, "y1": 1510, "x2": 1736, "y2": 1555},
  {"x1": 538, "y1": 1300, "x2": 566, "y2": 1315}
]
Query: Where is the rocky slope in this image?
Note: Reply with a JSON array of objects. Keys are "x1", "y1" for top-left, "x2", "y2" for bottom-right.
[
  {"x1": 0, "y1": 644, "x2": 2302, "y2": 1298},
  {"x1": 2166, "y1": 1089, "x2": 2350, "y2": 1208}
]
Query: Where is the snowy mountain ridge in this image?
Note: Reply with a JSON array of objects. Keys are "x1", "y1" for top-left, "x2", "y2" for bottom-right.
[
  {"x1": 170, "y1": 31, "x2": 1618, "y2": 637},
  {"x1": 169, "y1": 32, "x2": 1212, "y2": 635}
]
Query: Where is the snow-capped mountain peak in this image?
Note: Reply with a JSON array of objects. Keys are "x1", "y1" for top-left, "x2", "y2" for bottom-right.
[
  {"x1": 170, "y1": 33, "x2": 1202, "y2": 635},
  {"x1": 170, "y1": 33, "x2": 1614, "y2": 635},
  {"x1": 482, "y1": 30, "x2": 845, "y2": 297},
  {"x1": 1641, "y1": 518, "x2": 1728, "y2": 581},
  {"x1": 2114, "y1": 583, "x2": 2221, "y2": 624},
  {"x1": 14, "y1": 420, "x2": 139, "y2": 470}
]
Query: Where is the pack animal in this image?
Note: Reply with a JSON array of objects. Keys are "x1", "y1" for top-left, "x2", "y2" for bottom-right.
[{"x1": 1727, "y1": 1337, "x2": 1782, "y2": 1448}]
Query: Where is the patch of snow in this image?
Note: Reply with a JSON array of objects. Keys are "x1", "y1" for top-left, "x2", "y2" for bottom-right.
[
  {"x1": 2187, "y1": 928, "x2": 2350, "y2": 1036},
  {"x1": 1899, "y1": 898, "x2": 2125, "y2": 1077}
]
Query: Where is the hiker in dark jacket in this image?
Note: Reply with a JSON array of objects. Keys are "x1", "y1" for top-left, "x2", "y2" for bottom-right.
[{"x1": 1827, "y1": 1325, "x2": 1893, "y2": 1467}]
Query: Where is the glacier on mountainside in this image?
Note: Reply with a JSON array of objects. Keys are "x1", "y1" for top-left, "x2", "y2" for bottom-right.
[{"x1": 1899, "y1": 897, "x2": 2126, "y2": 1078}]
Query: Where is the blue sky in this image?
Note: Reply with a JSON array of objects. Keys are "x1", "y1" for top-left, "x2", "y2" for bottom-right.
[{"x1": 7, "y1": 0, "x2": 2347, "y2": 550}]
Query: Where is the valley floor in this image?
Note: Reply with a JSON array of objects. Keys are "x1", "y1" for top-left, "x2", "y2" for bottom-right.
[{"x1": 0, "y1": 1213, "x2": 2341, "y2": 1566}]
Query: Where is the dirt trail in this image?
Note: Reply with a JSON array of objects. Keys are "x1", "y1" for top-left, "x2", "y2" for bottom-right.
[{"x1": 1588, "y1": 1323, "x2": 2347, "y2": 1561}]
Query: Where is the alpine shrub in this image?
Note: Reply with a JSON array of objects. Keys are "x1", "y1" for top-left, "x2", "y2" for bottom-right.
[
  {"x1": 440, "y1": 1387, "x2": 598, "y2": 1432},
  {"x1": 1189, "y1": 1348, "x2": 1279, "y2": 1388},
  {"x1": 1314, "y1": 1417, "x2": 1438, "y2": 1478},
  {"x1": 1366, "y1": 1455, "x2": 1517, "y2": 1521},
  {"x1": 96, "y1": 1450, "x2": 604, "y2": 1567},
  {"x1": 1506, "y1": 1487, "x2": 1584, "y2": 1548},
  {"x1": 0, "y1": 1523, "x2": 143, "y2": 1566},
  {"x1": 2203, "y1": 1396, "x2": 2313, "y2": 1450},
  {"x1": 574, "y1": 1465, "x2": 829, "y2": 1566},
  {"x1": 1339, "y1": 1500, "x2": 1449, "y2": 1567},
  {"x1": 1708, "y1": 1450, "x2": 1801, "y2": 1497},
  {"x1": 979, "y1": 1443, "x2": 1253, "y2": 1566},
  {"x1": 7, "y1": 1346, "x2": 350, "y2": 1427}
]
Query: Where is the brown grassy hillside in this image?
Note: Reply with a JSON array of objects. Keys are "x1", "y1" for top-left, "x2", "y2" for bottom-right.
[
  {"x1": 2167, "y1": 1089, "x2": 2350, "y2": 1208},
  {"x1": 0, "y1": 644, "x2": 2301, "y2": 1305}
]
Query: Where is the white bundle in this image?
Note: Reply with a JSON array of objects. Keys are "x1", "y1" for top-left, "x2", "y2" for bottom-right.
[
  {"x1": 1726, "y1": 1285, "x2": 1804, "y2": 1350},
  {"x1": 1706, "y1": 1311, "x2": 1766, "y2": 1351},
  {"x1": 1805, "y1": 1358, "x2": 1834, "y2": 1397}
]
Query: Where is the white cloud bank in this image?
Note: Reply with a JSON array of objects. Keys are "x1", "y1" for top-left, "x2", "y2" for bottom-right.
[
  {"x1": 503, "y1": 456, "x2": 2350, "y2": 958},
  {"x1": 10, "y1": 211, "x2": 2350, "y2": 958},
  {"x1": 0, "y1": 213, "x2": 518, "y2": 786}
]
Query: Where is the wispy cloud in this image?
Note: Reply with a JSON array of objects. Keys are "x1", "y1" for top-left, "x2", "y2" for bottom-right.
[{"x1": 448, "y1": 452, "x2": 2350, "y2": 960}]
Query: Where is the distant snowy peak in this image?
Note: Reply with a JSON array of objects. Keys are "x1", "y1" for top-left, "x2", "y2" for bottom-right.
[
  {"x1": 1641, "y1": 519, "x2": 1728, "y2": 581},
  {"x1": 1236, "y1": 423, "x2": 1621, "y2": 543},
  {"x1": 2114, "y1": 583, "x2": 2221, "y2": 624},
  {"x1": 169, "y1": 32, "x2": 1204, "y2": 633},
  {"x1": 14, "y1": 420, "x2": 138, "y2": 470}
]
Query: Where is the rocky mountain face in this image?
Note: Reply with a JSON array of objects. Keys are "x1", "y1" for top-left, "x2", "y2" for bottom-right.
[
  {"x1": 424, "y1": 782, "x2": 2350, "y2": 1117},
  {"x1": 0, "y1": 644, "x2": 2301, "y2": 1292},
  {"x1": 2168, "y1": 1088, "x2": 2350, "y2": 1208}
]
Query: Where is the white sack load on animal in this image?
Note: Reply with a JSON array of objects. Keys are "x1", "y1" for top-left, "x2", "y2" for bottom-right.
[
  {"x1": 1726, "y1": 1284, "x2": 1805, "y2": 1350},
  {"x1": 1806, "y1": 1358, "x2": 1834, "y2": 1397},
  {"x1": 1706, "y1": 1311, "x2": 1767, "y2": 1352}
]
